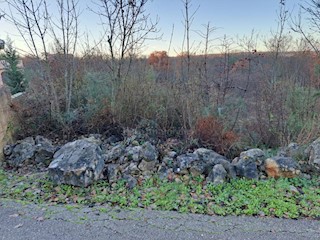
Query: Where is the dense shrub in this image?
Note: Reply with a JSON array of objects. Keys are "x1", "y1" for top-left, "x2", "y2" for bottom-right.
[{"x1": 194, "y1": 116, "x2": 238, "y2": 155}]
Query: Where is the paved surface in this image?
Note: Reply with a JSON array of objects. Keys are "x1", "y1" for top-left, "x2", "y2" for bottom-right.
[{"x1": 0, "y1": 199, "x2": 319, "y2": 240}]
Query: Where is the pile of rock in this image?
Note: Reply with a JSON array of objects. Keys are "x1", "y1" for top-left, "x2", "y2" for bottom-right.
[{"x1": 3, "y1": 133, "x2": 320, "y2": 188}]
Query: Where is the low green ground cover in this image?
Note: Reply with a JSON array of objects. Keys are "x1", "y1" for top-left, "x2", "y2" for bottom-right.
[{"x1": 0, "y1": 169, "x2": 319, "y2": 219}]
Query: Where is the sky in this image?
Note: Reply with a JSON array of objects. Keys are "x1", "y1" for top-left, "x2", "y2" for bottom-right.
[{"x1": 0, "y1": 0, "x2": 304, "y2": 56}]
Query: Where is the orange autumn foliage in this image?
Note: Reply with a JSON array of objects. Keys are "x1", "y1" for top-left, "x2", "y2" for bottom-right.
[
  {"x1": 148, "y1": 51, "x2": 169, "y2": 70},
  {"x1": 194, "y1": 116, "x2": 238, "y2": 155}
]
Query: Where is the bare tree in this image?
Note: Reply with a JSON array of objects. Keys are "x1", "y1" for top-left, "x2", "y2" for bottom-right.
[
  {"x1": 3, "y1": 0, "x2": 61, "y2": 119},
  {"x1": 50, "y1": 0, "x2": 80, "y2": 116},
  {"x1": 93, "y1": 0, "x2": 159, "y2": 83},
  {"x1": 3, "y1": 0, "x2": 80, "y2": 123},
  {"x1": 181, "y1": 0, "x2": 199, "y2": 81},
  {"x1": 292, "y1": 0, "x2": 320, "y2": 55}
]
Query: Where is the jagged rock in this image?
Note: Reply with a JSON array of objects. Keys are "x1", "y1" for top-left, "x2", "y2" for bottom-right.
[
  {"x1": 189, "y1": 160, "x2": 208, "y2": 176},
  {"x1": 138, "y1": 159, "x2": 157, "y2": 174},
  {"x1": 6, "y1": 137, "x2": 36, "y2": 167},
  {"x1": 174, "y1": 153, "x2": 199, "y2": 174},
  {"x1": 125, "y1": 146, "x2": 142, "y2": 162},
  {"x1": 48, "y1": 139, "x2": 105, "y2": 187},
  {"x1": 233, "y1": 158, "x2": 258, "y2": 179},
  {"x1": 140, "y1": 141, "x2": 158, "y2": 162},
  {"x1": 206, "y1": 164, "x2": 227, "y2": 185},
  {"x1": 305, "y1": 138, "x2": 320, "y2": 171},
  {"x1": 124, "y1": 162, "x2": 141, "y2": 176},
  {"x1": 105, "y1": 144, "x2": 125, "y2": 163},
  {"x1": 264, "y1": 157, "x2": 300, "y2": 178},
  {"x1": 3, "y1": 144, "x2": 13, "y2": 156},
  {"x1": 34, "y1": 136, "x2": 56, "y2": 166},
  {"x1": 194, "y1": 148, "x2": 227, "y2": 163},
  {"x1": 104, "y1": 164, "x2": 119, "y2": 183},
  {"x1": 239, "y1": 148, "x2": 265, "y2": 166},
  {"x1": 194, "y1": 148, "x2": 235, "y2": 178}
]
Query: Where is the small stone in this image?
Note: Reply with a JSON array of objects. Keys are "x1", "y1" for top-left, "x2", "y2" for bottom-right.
[
  {"x1": 132, "y1": 140, "x2": 140, "y2": 146},
  {"x1": 3, "y1": 144, "x2": 12, "y2": 156},
  {"x1": 289, "y1": 185, "x2": 300, "y2": 195}
]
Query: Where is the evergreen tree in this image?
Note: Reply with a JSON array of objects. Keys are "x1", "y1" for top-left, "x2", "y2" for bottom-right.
[{"x1": 0, "y1": 40, "x2": 25, "y2": 94}]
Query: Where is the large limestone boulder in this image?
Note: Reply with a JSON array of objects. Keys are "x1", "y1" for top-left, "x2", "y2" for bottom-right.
[
  {"x1": 264, "y1": 157, "x2": 300, "y2": 178},
  {"x1": 48, "y1": 139, "x2": 105, "y2": 187}
]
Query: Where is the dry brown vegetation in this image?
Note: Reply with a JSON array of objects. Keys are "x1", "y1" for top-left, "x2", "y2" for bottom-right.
[{"x1": 3, "y1": 0, "x2": 320, "y2": 155}]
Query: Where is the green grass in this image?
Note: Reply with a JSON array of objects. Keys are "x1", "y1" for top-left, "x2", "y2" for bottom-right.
[{"x1": 0, "y1": 169, "x2": 319, "y2": 219}]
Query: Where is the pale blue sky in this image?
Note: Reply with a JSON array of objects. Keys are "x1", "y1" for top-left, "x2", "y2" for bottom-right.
[{"x1": 0, "y1": 0, "x2": 303, "y2": 56}]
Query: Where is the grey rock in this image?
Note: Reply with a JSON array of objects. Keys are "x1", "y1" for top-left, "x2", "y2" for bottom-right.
[
  {"x1": 138, "y1": 159, "x2": 157, "y2": 174},
  {"x1": 194, "y1": 148, "x2": 235, "y2": 178},
  {"x1": 194, "y1": 148, "x2": 227, "y2": 164},
  {"x1": 6, "y1": 137, "x2": 36, "y2": 167},
  {"x1": 124, "y1": 162, "x2": 141, "y2": 176},
  {"x1": 206, "y1": 164, "x2": 227, "y2": 185},
  {"x1": 189, "y1": 160, "x2": 208, "y2": 176},
  {"x1": 126, "y1": 146, "x2": 142, "y2": 162},
  {"x1": 289, "y1": 185, "x2": 300, "y2": 195},
  {"x1": 105, "y1": 164, "x2": 119, "y2": 183},
  {"x1": 162, "y1": 156, "x2": 174, "y2": 167},
  {"x1": 174, "y1": 153, "x2": 199, "y2": 174},
  {"x1": 3, "y1": 144, "x2": 13, "y2": 156},
  {"x1": 48, "y1": 139, "x2": 105, "y2": 187},
  {"x1": 240, "y1": 148, "x2": 265, "y2": 166},
  {"x1": 233, "y1": 158, "x2": 258, "y2": 179},
  {"x1": 140, "y1": 142, "x2": 158, "y2": 162},
  {"x1": 105, "y1": 144, "x2": 125, "y2": 163},
  {"x1": 305, "y1": 138, "x2": 320, "y2": 171},
  {"x1": 34, "y1": 136, "x2": 56, "y2": 166}
]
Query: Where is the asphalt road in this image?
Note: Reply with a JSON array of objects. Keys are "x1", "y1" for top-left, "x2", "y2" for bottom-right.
[{"x1": 0, "y1": 199, "x2": 319, "y2": 240}]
